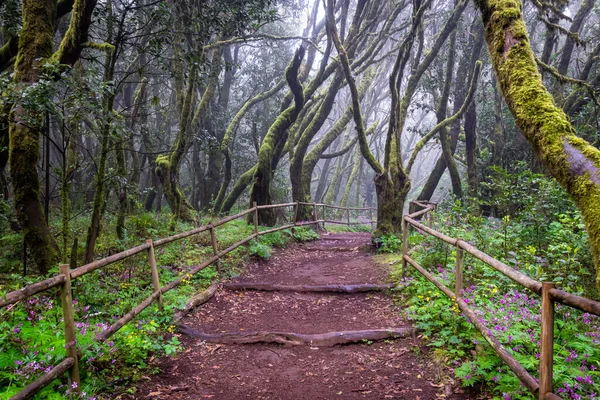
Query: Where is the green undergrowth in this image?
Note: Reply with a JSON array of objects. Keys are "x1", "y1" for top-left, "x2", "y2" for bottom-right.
[
  {"x1": 323, "y1": 223, "x2": 372, "y2": 233},
  {"x1": 0, "y1": 211, "x2": 319, "y2": 399},
  {"x1": 387, "y1": 170, "x2": 600, "y2": 399}
]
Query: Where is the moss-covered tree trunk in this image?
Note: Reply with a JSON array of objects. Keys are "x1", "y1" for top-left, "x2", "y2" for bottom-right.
[
  {"x1": 248, "y1": 46, "x2": 305, "y2": 225},
  {"x1": 10, "y1": 0, "x2": 96, "y2": 273},
  {"x1": 340, "y1": 147, "x2": 361, "y2": 207},
  {"x1": 85, "y1": 1, "x2": 114, "y2": 263},
  {"x1": 475, "y1": 0, "x2": 600, "y2": 286},
  {"x1": 0, "y1": 111, "x2": 8, "y2": 199}
]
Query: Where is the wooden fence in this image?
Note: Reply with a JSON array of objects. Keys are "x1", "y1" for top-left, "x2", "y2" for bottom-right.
[
  {"x1": 403, "y1": 201, "x2": 600, "y2": 400},
  {"x1": 1, "y1": 201, "x2": 375, "y2": 400}
]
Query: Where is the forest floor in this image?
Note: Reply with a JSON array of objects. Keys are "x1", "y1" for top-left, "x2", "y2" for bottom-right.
[{"x1": 122, "y1": 232, "x2": 483, "y2": 400}]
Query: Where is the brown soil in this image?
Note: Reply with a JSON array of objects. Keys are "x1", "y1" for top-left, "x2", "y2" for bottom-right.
[{"x1": 123, "y1": 232, "x2": 481, "y2": 400}]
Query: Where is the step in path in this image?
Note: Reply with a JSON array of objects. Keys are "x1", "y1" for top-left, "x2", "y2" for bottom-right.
[{"x1": 125, "y1": 233, "x2": 478, "y2": 400}]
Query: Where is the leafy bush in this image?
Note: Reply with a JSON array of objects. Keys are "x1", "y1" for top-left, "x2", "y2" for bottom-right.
[
  {"x1": 291, "y1": 227, "x2": 319, "y2": 242},
  {"x1": 259, "y1": 230, "x2": 288, "y2": 248},
  {"x1": 248, "y1": 240, "x2": 272, "y2": 259},
  {"x1": 374, "y1": 234, "x2": 402, "y2": 253}
]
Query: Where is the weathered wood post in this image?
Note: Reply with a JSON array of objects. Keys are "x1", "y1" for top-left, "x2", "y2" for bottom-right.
[
  {"x1": 146, "y1": 240, "x2": 163, "y2": 311},
  {"x1": 540, "y1": 282, "x2": 556, "y2": 399},
  {"x1": 210, "y1": 226, "x2": 221, "y2": 276},
  {"x1": 427, "y1": 205, "x2": 433, "y2": 228},
  {"x1": 312, "y1": 203, "x2": 319, "y2": 231},
  {"x1": 59, "y1": 264, "x2": 80, "y2": 393},
  {"x1": 253, "y1": 202, "x2": 259, "y2": 237},
  {"x1": 293, "y1": 201, "x2": 299, "y2": 224},
  {"x1": 322, "y1": 204, "x2": 326, "y2": 230},
  {"x1": 369, "y1": 207, "x2": 374, "y2": 231},
  {"x1": 401, "y1": 217, "x2": 409, "y2": 278},
  {"x1": 347, "y1": 208, "x2": 350, "y2": 226},
  {"x1": 455, "y1": 241, "x2": 464, "y2": 299}
]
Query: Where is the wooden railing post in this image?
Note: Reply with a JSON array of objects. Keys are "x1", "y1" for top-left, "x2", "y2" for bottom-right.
[
  {"x1": 322, "y1": 204, "x2": 326, "y2": 230},
  {"x1": 346, "y1": 208, "x2": 350, "y2": 226},
  {"x1": 455, "y1": 242, "x2": 464, "y2": 299},
  {"x1": 146, "y1": 240, "x2": 163, "y2": 311},
  {"x1": 210, "y1": 226, "x2": 221, "y2": 276},
  {"x1": 253, "y1": 202, "x2": 259, "y2": 236},
  {"x1": 427, "y1": 206, "x2": 433, "y2": 228},
  {"x1": 401, "y1": 217, "x2": 409, "y2": 278},
  {"x1": 293, "y1": 201, "x2": 299, "y2": 224},
  {"x1": 59, "y1": 264, "x2": 80, "y2": 393},
  {"x1": 369, "y1": 207, "x2": 374, "y2": 231},
  {"x1": 540, "y1": 282, "x2": 556, "y2": 399}
]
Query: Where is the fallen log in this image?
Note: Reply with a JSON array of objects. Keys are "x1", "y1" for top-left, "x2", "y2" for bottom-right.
[
  {"x1": 173, "y1": 283, "x2": 219, "y2": 323},
  {"x1": 223, "y1": 282, "x2": 394, "y2": 293},
  {"x1": 178, "y1": 326, "x2": 416, "y2": 346}
]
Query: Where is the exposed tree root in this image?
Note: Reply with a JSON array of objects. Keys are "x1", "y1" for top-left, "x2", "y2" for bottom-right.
[
  {"x1": 302, "y1": 246, "x2": 366, "y2": 252},
  {"x1": 173, "y1": 283, "x2": 219, "y2": 322},
  {"x1": 178, "y1": 326, "x2": 416, "y2": 346},
  {"x1": 223, "y1": 282, "x2": 394, "y2": 293}
]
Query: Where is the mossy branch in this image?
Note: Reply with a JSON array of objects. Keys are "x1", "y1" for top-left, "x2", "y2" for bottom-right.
[
  {"x1": 405, "y1": 60, "x2": 482, "y2": 175},
  {"x1": 52, "y1": 0, "x2": 98, "y2": 66},
  {"x1": 535, "y1": 56, "x2": 600, "y2": 109},
  {"x1": 203, "y1": 34, "x2": 322, "y2": 53},
  {"x1": 321, "y1": 122, "x2": 378, "y2": 159},
  {"x1": 220, "y1": 77, "x2": 286, "y2": 151},
  {"x1": 326, "y1": 0, "x2": 383, "y2": 175}
]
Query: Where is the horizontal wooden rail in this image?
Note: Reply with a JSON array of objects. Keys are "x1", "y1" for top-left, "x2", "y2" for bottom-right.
[
  {"x1": 71, "y1": 242, "x2": 151, "y2": 279},
  {"x1": 212, "y1": 208, "x2": 256, "y2": 228},
  {"x1": 548, "y1": 287, "x2": 600, "y2": 316},
  {"x1": 322, "y1": 204, "x2": 375, "y2": 211},
  {"x1": 218, "y1": 233, "x2": 258, "y2": 257},
  {"x1": 153, "y1": 225, "x2": 210, "y2": 247},
  {"x1": 0, "y1": 275, "x2": 66, "y2": 309},
  {"x1": 258, "y1": 224, "x2": 296, "y2": 235},
  {"x1": 96, "y1": 290, "x2": 162, "y2": 342},
  {"x1": 323, "y1": 219, "x2": 373, "y2": 225},
  {"x1": 257, "y1": 202, "x2": 296, "y2": 209},
  {"x1": 10, "y1": 357, "x2": 74, "y2": 400}
]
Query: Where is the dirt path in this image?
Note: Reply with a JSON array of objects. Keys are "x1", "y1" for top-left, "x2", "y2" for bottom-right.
[{"x1": 125, "y1": 233, "x2": 476, "y2": 399}]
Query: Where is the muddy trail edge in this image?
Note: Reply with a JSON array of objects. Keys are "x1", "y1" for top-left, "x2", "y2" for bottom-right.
[{"x1": 124, "y1": 232, "x2": 479, "y2": 400}]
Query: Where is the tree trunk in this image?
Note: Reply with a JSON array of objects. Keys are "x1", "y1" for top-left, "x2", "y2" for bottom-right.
[
  {"x1": 156, "y1": 48, "x2": 221, "y2": 222},
  {"x1": 417, "y1": 19, "x2": 484, "y2": 202},
  {"x1": 9, "y1": 0, "x2": 65, "y2": 274},
  {"x1": 474, "y1": 0, "x2": 600, "y2": 286},
  {"x1": 85, "y1": 2, "x2": 115, "y2": 263},
  {"x1": 438, "y1": 30, "x2": 462, "y2": 199},
  {"x1": 248, "y1": 46, "x2": 306, "y2": 225},
  {"x1": 464, "y1": 86, "x2": 478, "y2": 199}
]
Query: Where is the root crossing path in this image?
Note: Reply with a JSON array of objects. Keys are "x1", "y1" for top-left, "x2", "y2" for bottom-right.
[{"x1": 127, "y1": 233, "x2": 476, "y2": 400}]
